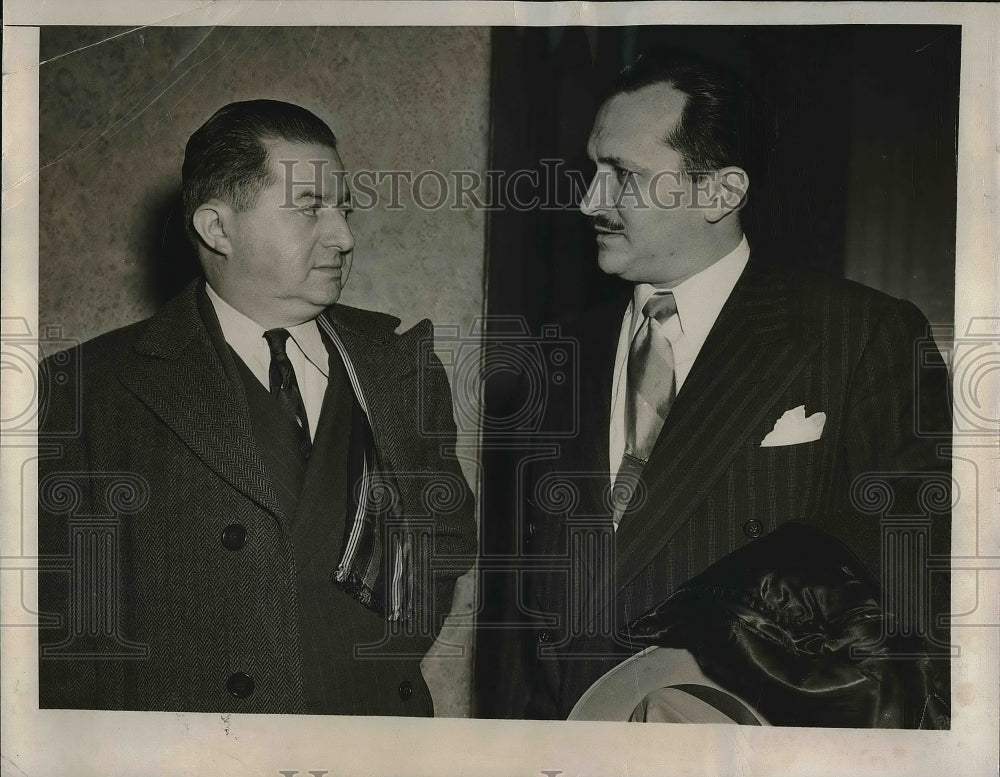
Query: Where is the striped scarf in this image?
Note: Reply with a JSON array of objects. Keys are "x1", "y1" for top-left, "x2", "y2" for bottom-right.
[{"x1": 316, "y1": 315, "x2": 411, "y2": 622}]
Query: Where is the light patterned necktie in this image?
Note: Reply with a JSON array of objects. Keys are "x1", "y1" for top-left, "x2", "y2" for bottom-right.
[{"x1": 612, "y1": 291, "x2": 677, "y2": 525}]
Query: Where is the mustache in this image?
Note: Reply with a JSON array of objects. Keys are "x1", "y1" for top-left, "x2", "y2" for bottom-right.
[{"x1": 589, "y1": 215, "x2": 624, "y2": 232}]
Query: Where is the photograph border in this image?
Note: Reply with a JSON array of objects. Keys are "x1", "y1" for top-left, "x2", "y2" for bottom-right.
[{"x1": 3, "y1": 3, "x2": 998, "y2": 776}]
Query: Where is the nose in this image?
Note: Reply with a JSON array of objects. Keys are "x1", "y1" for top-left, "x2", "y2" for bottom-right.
[
  {"x1": 579, "y1": 169, "x2": 610, "y2": 217},
  {"x1": 319, "y1": 208, "x2": 355, "y2": 254}
]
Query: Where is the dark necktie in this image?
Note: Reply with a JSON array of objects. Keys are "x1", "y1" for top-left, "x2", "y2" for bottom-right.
[
  {"x1": 611, "y1": 291, "x2": 678, "y2": 526},
  {"x1": 263, "y1": 328, "x2": 312, "y2": 460}
]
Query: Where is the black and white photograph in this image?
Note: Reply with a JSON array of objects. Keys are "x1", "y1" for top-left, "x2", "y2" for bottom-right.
[{"x1": 1, "y1": 2, "x2": 997, "y2": 776}]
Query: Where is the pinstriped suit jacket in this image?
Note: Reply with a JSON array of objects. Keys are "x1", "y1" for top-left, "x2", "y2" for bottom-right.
[
  {"x1": 37, "y1": 279, "x2": 476, "y2": 713},
  {"x1": 504, "y1": 261, "x2": 952, "y2": 720}
]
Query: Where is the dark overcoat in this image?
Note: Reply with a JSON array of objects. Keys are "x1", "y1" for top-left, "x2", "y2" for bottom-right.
[{"x1": 38, "y1": 280, "x2": 477, "y2": 715}]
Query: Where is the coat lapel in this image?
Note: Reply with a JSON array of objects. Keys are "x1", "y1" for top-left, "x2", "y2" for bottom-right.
[
  {"x1": 319, "y1": 305, "x2": 420, "y2": 482},
  {"x1": 114, "y1": 282, "x2": 285, "y2": 521},
  {"x1": 613, "y1": 264, "x2": 820, "y2": 592}
]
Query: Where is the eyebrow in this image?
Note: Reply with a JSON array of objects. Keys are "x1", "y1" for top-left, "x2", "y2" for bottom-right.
[
  {"x1": 293, "y1": 188, "x2": 353, "y2": 207},
  {"x1": 597, "y1": 154, "x2": 644, "y2": 171}
]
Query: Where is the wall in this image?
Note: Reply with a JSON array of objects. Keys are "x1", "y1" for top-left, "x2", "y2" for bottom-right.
[
  {"x1": 842, "y1": 27, "x2": 960, "y2": 340},
  {"x1": 38, "y1": 25, "x2": 490, "y2": 717}
]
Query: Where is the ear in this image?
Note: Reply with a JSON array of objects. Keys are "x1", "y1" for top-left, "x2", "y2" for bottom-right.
[
  {"x1": 191, "y1": 199, "x2": 234, "y2": 255},
  {"x1": 704, "y1": 167, "x2": 749, "y2": 224}
]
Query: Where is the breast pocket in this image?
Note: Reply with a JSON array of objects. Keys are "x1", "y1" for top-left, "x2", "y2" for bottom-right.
[
  {"x1": 745, "y1": 438, "x2": 824, "y2": 472},
  {"x1": 732, "y1": 437, "x2": 834, "y2": 532}
]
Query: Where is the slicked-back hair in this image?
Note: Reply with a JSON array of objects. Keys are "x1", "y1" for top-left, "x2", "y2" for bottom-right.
[
  {"x1": 181, "y1": 99, "x2": 338, "y2": 245},
  {"x1": 611, "y1": 48, "x2": 751, "y2": 179}
]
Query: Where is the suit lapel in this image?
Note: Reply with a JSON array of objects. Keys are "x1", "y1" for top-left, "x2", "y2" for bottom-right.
[
  {"x1": 613, "y1": 265, "x2": 819, "y2": 592},
  {"x1": 115, "y1": 282, "x2": 285, "y2": 522}
]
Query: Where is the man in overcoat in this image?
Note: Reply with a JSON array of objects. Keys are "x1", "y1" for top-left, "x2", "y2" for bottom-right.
[{"x1": 38, "y1": 99, "x2": 476, "y2": 716}]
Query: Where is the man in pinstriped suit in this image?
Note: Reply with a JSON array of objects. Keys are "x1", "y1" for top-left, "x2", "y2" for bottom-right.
[
  {"x1": 502, "y1": 49, "x2": 951, "y2": 722},
  {"x1": 38, "y1": 100, "x2": 476, "y2": 715}
]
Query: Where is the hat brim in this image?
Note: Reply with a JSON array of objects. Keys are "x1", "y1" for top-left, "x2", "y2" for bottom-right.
[{"x1": 568, "y1": 646, "x2": 769, "y2": 724}]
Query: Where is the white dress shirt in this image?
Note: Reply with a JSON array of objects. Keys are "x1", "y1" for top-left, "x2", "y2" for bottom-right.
[
  {"x1": 608, "y1": 237, "x2": 750, "y2": 488},
  {"x1": 205, "y1": 283, "x2": 329, "y2": 441}
]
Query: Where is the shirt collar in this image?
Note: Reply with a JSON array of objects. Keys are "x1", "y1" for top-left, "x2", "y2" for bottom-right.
[
  {"x1": 204, "y1": 282, "x2": 327, "y2": 369},
  {"x1": 632, "y1": 236, "x2": 750, "y2": 340},
  {"x1": 205, "y1": 282, "x2": 266, "y2": 357}
]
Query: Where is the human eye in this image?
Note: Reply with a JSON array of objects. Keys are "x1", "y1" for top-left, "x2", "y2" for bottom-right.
[
  {"x1": 337, "y1": 194, "x2": 354, "y2": 216},
  {"x1": 298, "y1": 202, "x2": 322, "y2": 217},
  {"x1": 614, "y1": 166, "x2": 633, "y2": 184}
]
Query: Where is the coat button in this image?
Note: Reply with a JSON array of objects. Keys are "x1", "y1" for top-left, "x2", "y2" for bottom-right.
[
  {"x1": 221, "y1": 524, "x2": 248, "y2": 551},
  {"x1": 743, "y1": 519, "x2": 764, "y2": 539},
  {"x1": 537, "y1": 630, "x2": 551, "y2": 644},
  {"x1": 398, "y1": 680, "x2": 413, "y2": 700},
  {"x1": 226, "y1": 672, "x2": 254, "y2": 698}
]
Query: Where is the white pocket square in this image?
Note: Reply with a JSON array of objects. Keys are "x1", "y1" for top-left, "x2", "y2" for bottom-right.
[{"x1": 760, "y1": 405, "x2": 826, "y2": 447}]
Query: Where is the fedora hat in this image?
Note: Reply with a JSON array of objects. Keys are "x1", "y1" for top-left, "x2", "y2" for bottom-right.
[
  {"x1": 569, "y1": 645, "x2": 767, "y2": 723},
  {"x1": 622, "y1": 523, "x2": 949, "y2": 728}
]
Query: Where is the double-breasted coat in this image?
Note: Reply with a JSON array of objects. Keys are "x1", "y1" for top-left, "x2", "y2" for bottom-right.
[{"x1": 38, "y1": 280, "x2": 477, "y2": 715}]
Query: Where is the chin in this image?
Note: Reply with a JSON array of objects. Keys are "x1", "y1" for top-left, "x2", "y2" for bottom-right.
[
  {"x1": 596, "y1": 249, "x2": 634, "y2": 278},
  {"x1": 316, "y1": 281, "x2": 344, "y2": 306}
]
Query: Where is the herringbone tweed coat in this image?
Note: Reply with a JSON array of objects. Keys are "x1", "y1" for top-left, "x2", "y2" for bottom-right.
[
  {"x1": 496, "y1": 262, "x2": 952, "y2": 721},
  {"x1": 37, "y1": 280, "x2": 476, "y2": 714}
]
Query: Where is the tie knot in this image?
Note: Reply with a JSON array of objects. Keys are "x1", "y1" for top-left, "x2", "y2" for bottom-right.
[
  {"x1": 263, "y1": 328, "x2": 292, "y2": 357},
  {"x1": 642, "y1": 291, "x2": 677, "y2": 323}
]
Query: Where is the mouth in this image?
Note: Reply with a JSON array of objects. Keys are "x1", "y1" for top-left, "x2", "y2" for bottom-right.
[{"x1": 591, "y1": 219, "x2": 625, "y2": 237}]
